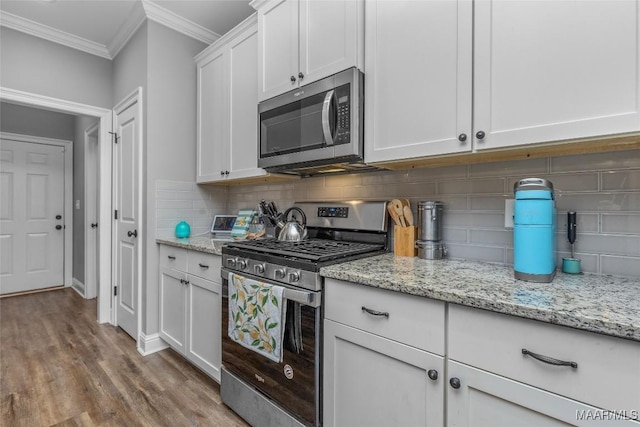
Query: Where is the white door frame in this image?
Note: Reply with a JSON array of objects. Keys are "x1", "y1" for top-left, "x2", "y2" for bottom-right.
[
  {"x1": 84, "y1": 121, "x2": 100, "y2": 300},
  {"x1": 0, "y1": 87, "x2": 113, "y2": 324},
  {"x1": 0, "y1": 132, "x2": 73, "y2": 289},
  {"x1": 112, "y1": 87, "x2": 144, "y2": 341}
]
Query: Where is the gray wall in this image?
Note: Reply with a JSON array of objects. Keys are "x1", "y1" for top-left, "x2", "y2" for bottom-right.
[{"x1": 0, "y1": 27, "x2": 113, "y2": 109}]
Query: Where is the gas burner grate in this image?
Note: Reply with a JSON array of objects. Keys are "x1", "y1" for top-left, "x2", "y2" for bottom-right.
[{"x1": 225, "y1": 239, "x2": 384, "y2": 262}]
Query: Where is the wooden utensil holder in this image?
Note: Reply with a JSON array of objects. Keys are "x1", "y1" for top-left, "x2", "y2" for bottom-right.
[{"x1": 394, "y1": 226, "x2": 417, "y2": 257}]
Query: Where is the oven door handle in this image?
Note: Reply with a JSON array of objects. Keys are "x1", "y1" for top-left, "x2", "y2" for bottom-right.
[
  {"x1": 222, "y1": 268, "x2": 322, "y2": 308},
  {"x1": 321, "y1": 89, "x2": 336, "y2": 146}
]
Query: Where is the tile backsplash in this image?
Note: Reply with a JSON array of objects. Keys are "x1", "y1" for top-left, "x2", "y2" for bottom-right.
[
  {"x1": 154, "y1": 150, "x2": 639, "y2": 277},
  {"x1": 220, "y1": 149, "x2": 640, "y2": 278},
  {"x1": 155, "y1": 180, "x2": 227, "y2": 238}
]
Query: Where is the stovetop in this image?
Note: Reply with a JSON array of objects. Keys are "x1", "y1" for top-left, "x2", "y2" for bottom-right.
[{"x1": 224, "y1": 238, "x2": 384, "y2": 263}]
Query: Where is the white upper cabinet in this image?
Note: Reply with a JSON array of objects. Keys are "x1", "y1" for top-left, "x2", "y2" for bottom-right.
[
  {"x1": 364, "y1": 0, "x2": 473, "y2": 163},
  {"x1": 253, "y1": 0, "x2": 363, "y2": 101},
  {"x1": 474, "y1": 0, "x2": 640, "y2": 151},
  {"x1": 366, "y1": 0, "x2": 640, "y2": 164},
  {"x1": 196, "y1": 14, "x2": 273, "y2": 183}
]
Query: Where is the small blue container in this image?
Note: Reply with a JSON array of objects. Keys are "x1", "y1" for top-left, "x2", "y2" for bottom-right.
[
  {"x1": 175, "y1": 220, "x2": 191, "y2": 238},
  {"x1": 513, "y1": 178, "x2": 556, "y2": 282}
]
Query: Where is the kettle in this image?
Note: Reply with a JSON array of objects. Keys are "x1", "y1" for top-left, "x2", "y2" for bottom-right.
[{"x1": 277, "y1": 207, "x2": 308, "y2": 241}]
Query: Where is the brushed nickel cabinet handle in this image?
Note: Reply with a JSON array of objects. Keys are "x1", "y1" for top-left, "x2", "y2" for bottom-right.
[
  {"x1": 361, "y1": 306, "x2": 389, "y2": 318},
  {"x1": 522, "y1": 348, "x2": 578, "y2": 368}
]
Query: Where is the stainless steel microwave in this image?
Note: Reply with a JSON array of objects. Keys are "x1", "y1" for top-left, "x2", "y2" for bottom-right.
[{"x1": 258, "y1": 67, "x2": 365, "y2": 175}]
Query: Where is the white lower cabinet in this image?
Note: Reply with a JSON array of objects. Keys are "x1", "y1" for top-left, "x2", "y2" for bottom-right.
[
  {"x1": 324, "y1": 319, "x2": 444, "y2": 427},
  {"x1": 159, "y1": 245, "x2": 222, "y2": 381}
]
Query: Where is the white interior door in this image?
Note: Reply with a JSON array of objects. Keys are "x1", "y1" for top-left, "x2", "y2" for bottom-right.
[
  {"x1": 85, "y1": 124, "x2": 100, "y2": 299},
  {"x1": 113, "y1": 91, "x2": 142, "y2": 339},
  {"x1": 0, "y1": 139, "x2": 65, "y2": 295}
]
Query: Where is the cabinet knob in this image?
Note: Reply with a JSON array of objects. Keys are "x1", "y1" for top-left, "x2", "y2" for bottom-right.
[
  {"x1": 476, "y1": 131, "x2": 486, "y2": 140},
  {"x1": 91, "y1": 223, "x2": 98, "y2": 228},
  {"x1": 449, "y1": 377, "x2": 461, "y2": 389},
  {"x1": 298, "y1": 72, "x2": 304, "y2": 80},
  {"x1": 427, "y1": 369, "x2": 438, "y2": 381},
  {"x1": 55, "y1": 225, "x2": 63, "y2": 230},
  {"x1": 225, "y1": 170, "x2": 230, "y2": 176},
  {"x1": 56, "y1": 215, "x2": 62, "y2": 220},
  {"x1": 220, "y1": 171, "x2": 225, "y2": 176},
  {"x1": 127, "y1": 230, "x2": 138, "y2": 238},
  {"x1": 458, "y1": 133, "x2": 467, "y2": 142},
  {"x1": 290, "y1": 75, "x2": 296, "y2": 82}
]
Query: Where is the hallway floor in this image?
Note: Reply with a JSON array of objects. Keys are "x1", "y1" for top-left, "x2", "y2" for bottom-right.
[{"x1": 0, "y1": 288, "x2": 248, "y2": 426}]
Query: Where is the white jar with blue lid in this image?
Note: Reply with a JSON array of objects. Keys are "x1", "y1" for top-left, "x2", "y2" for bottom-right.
[{"x1": 513, "y1": 178, "x2": 556, "y2": 282}]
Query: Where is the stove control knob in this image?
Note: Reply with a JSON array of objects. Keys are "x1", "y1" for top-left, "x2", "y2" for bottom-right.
[
  {"x1": 226, "y1": 257, "x2": 237, "y2": 268},
  {"x1": 253, "y1": 263, "x2": 266, "y2": 274},
  {"x1": 237, "y1": 259, "x2": 248, "y2": 270},
  {"x1": 274, "y1": 268, "x2": 286, "y2": 279},
  {"x1": 288, "y1": 271, "x2": 300, "y2": 282}
]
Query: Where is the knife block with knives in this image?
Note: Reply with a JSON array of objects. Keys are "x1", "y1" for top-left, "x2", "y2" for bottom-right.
[{"x1": 388, "y1": 199, "x2": 417, "y2": 257}]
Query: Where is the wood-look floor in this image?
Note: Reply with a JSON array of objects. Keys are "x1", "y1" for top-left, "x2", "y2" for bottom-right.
[{"x1": 0, "y1": 288, "x2": 249, "y2": 427}]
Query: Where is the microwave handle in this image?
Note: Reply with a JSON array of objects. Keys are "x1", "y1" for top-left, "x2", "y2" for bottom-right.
[{"x1": 322, "y1": 90, "x2": 336, "y2": 146}]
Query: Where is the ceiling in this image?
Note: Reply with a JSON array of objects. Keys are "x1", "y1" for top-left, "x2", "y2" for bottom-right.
[{"x1": 0, "y1": 0, "x2": 255, "y2": 59}]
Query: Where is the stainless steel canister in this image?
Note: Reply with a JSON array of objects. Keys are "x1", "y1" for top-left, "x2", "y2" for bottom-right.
[
  {"x1": 415, "y1": 241, "x2": 446, "y2": 260},
  {"x1": 417, "y1": 201, "x2": 444, "y2": 241}
]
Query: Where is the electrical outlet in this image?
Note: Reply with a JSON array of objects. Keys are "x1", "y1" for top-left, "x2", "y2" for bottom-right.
[{"x1": 504, "y1": 199, "x2": 514, "y2": 228}]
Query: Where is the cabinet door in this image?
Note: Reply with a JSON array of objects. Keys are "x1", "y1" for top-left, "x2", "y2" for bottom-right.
[
  {"x1": 474, "y1": 0, "x2": 640, "y2": 151},
  {"x1": 298, "y1": 0, "x2": 362, "y2": 86},
  {"x1": 257, "y1": 0, "x2": 299, "y2": 101},
  {"x1": 159, "y1": 266, "x2": 187, "y2": 353},
  {"x1": 197, "y1": 48, "x2": 229, "y2": 183},
  {"x1": 447, "y1": 361, "x2": 640, "y2": 427},
  {"x1": 364, "y1": 0, "x2": 473, "y2": 164},
  {"x1": 186, "y1": 274, "x2": 222, "y2": 382},
  {"x1": 324, "y1": 319, "x2": 444, "y2": 427},
  {"x1": 228, "y1": 23, "x2": 267, "y2": 180}
]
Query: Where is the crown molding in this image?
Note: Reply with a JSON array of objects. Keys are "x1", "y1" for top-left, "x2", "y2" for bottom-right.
[
  {"x1": 0, "y1": 10, "x2": 111, "y2": 59},
  {"x1": 0, "y1": 0, "x2": 221, "y2": 60},
  {"x1": 141, "y1": 0, "x2": 220, "y2": 45}
]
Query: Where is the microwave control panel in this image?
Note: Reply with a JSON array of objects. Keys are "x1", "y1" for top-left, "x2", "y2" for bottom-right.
[
  {"x1": 335, "y1": 84, "x2": 351, "y2": 145},
  {"x1": 317, "y1": 207, "x2": 349, "y2": 218}
]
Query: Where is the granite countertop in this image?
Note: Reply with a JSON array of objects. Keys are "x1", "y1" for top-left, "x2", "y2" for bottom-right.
[
  {"x1": 320, "y1": 254, "x2": 640, "y2": 342},
  {"x1": 156, "y1": 235, "x2": 229, "y2": 255}
]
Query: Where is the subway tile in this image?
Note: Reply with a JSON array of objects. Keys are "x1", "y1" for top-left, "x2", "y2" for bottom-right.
[
  {"x1": 401, "y1": 182, "x2": 438, "y2": 198},
  {"x1": 470, "y1": 229, "x2": 512, "y2": 246},
  {"x1": 600, "y1": 255, "x2": 640, "y2": 278},
  {"x1": 470, "y1": 157, "x2": 547, "y2": 178},
  {"x1": 556, "y1": 252, "x2": 599, "y2": 274},
  {"x1": 602, "y1": 170, "x2": 640, "y2": 191},
  {"x1": 429, "y1": 196, "x2": 468, "y2": 211},
  {"x1": 156, "y1": 228, "x2": 174, "y2": 239},
  {"x1": 156, "y1": 209, "x2": 178, "y2": 220},
  {"x1": 443, "y1": 212, "x2": 505, "y2": 228},
  {"x1": 408, "y1": 164, "x2": 467, "y2": 181},
  {"x1": 173, "y1": 191, "x2": 200, "y2": 201},
  {"x1": 157, "y1": 219, "x2": 180, "y2": 229},
  {"x1": 555, "y1": 212, "x2": 598, "y2": 233},
  {"x1": 438, "y1": 178, "x2": 505, "y2": 195},
  {"x1": 470, "y1": 196, "x2": 508, "y2": 211},
  {"x1": 445, "y1": 244, "x2": 505, "y2": 263},
  {"x1": 324, "y1": 173, "x2": 362, "y2": 188},
  {"x1": 156, "y1": 190, "x2": 176, "y2": 201},
  {"x1": 550, "y1": 149, "x2": 640, "y2": 173},
  {"x1": 571, "y1": 234, "x2": 640, "y2": 256},
  {"x1": 156, "y1": 200, "x2": 193, "y2": 209},
  {"x1": 602, "y1": 213, "x2": 640, "y2": 234},
  {"x1": 362, "y1": 170, "x2": 409, "y2": 185},
  {"x1": 442, "y1": 227, "x2": 468, "y2": 243},
  {"x1": 555, "y1": 193, "x2": 640, "y2": 212},
  {"x1": 507, "y1": 173, "x2": 599, "y2": 194}
]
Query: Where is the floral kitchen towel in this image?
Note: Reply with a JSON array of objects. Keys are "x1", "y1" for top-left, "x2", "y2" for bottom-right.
[{"x1": 228, "y1": 272, "x2": 287, "y2": 363}]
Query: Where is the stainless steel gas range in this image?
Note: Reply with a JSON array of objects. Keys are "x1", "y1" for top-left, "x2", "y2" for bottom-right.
[{"x1": 220, "y1": 201, "x2": 389, "y2": 427}]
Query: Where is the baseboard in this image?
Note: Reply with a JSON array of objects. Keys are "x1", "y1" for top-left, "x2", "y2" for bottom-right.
[
  {"x1": 137, "y1": 332, "x2": 170, "y2": 356},
  {"x1": 72, "y1": 277, "x2": 85, "y2": 296}
]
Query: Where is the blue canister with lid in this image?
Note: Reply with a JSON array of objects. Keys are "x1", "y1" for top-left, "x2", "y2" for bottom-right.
[
  {"x1": 513, "y1": 178, "x2": 556, "y2": 282},
  {"x1": 175, "y1": 220, "x2": 191, "y2": 238}
]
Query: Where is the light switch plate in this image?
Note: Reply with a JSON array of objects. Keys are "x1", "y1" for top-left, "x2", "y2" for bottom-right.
[{"x1": 504, "y1": 199, "x2": 514, "y2": 228}]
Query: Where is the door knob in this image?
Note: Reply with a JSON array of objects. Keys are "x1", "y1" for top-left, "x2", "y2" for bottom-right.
[
  {"x1": 127, "y1": 230, "x2": 138, "y2": 238},
  {"x1": 55, "y1": 225, "x2": 62, "y2": 230},
  {"x1": 56, "y1": 215, "x2": 62, "y2": 220}
]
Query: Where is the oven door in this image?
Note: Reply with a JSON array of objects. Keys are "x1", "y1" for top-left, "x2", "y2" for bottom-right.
[{"x1": 221, "y1": 268, "x2": 322, "y2": 427}]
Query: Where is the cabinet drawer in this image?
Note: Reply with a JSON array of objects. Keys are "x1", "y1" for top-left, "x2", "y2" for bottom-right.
[
  {"x1": 325, "y1": 279, "x2": 445, "y2": 355},
  {"x1": 449, "y1": 304, "x2": 640, "y2": 412},
  {"x1": 187, "y1": 251, "x2": 221, "y2": 282},
  {"x1": 159, "y1": 245, "x2": 188, "y2": 271}
]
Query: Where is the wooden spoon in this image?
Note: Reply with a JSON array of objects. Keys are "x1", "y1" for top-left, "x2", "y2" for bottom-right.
[
  {"x1": 387, "y1": 202, "x2": 401, "y2": 226},
  {"x1": 391, "y1": 199, "x2": 406, "y2": 227},
  {"x1": 403, "y1": 205, "x2": 414, "y2": 226}
]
